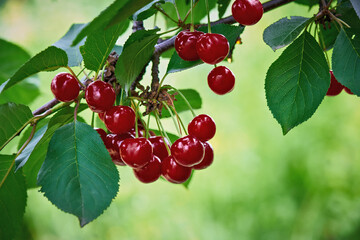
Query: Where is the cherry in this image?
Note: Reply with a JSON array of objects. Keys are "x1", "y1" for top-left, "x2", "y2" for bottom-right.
[
  {"x1": 344, "y1": 87, "x2": 354, "y2": 95},
  {"x1": 95, "y1": 128, "x2": 107, "y2": 142},
  {"x1": 149, "y1": 136, "x2": 170, "y2": 161},
  {"x1": 207, "y1": 66, "x2": 235, "y2": 95},
  {"x1": 188, "y1": 114, "x2": 216, "y2": 142},
  {"x1": 105, "y1": 133, "x2": 134, "y2": 166},
  {"x1": 133, "y1": 155, "x2": 162, "y2": 183},
  {"x1": 162, "y1": 156, "x2": 192, "y2": 184},
  {"x1": 193, "y1": 142, "x2": 214, "y2": 170},
  {"x1": 104, "y1": 106, "x2": 135, "y2": 134},
  {"x1": 120, "y1": 137, "x2": 153, "y2": 169},
  {"x1": 326, "y1": 70, "x2": 343, "y2": 96},
  {"x1": 232, "y1": 0, "x2": 263, "y2": 26},
  {"x1": 175, "y1": 30, "x2": 204, "y2": 61},
  {"x1": 85, "y1": 81, "x2": 115, "y2": 113},
  {"x1": 50, "y1": 72, "x2": 80, "y2": 102},
  {"x1": 171, "y1": 135, "x2": 204, "y2": 167},
  {"x1": 196, "y1": 33, "x2": 229, "y2": 65},
  {"x1": 98, "y1": 112, "x2": 105, "y2": 122}
]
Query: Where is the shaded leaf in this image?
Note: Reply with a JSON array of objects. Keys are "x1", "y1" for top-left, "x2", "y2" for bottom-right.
[
  {"x1": 217, "y1": 0, "x2": 231, "y2": 18},
  {"x1": 318, "y1": 21, "x2": 340, "y2": 51},
  {"x1": 350, "y1": 0, "x2": 360, "y2": 19},
  {"x1": 294, "y1": 0, "x2": 318, "y2": 9},
  {"x1": 265, "y1": 32, "x2": 330, "y2": 135},
  {"x1": 337, "y1": 0, "x2": 360, "y2": 33}
]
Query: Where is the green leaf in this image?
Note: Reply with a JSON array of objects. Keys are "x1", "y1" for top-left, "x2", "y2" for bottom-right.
[
  {"x1": 0, "y1": 46, "x2": 68, "y2": 94},
  {"x1": 217, "y1": 0, "x2": 231, "y2": 18},
  {"x1": 332, "y1": 29, "x2": 360, "y2": 95},
  {"x1": 115, "y1": 29, "x2": 159, "y2": 93},
  {"x1": 167, "y1": 24, "x2": 244, "y2": 74},
  {"x1": 0, "y1": 103, "x2": 33, "y2": 151},
  {"x1": 80, "y1": 20, "x2": 129, "y2": 73},
  {"x1": 37, "y1": 121, "x2": 119, "y2": 226},
  {"x1": 337, "y1": 0, "x2": 360, "y2": 33},
  {"x1": 182, "y1": 170, "x2": 194, "y2": 188},
  {"x1": 265, "y1": 32, "x2": 330, "y2": 135},
  {"x1": 53, "y1": 24, "x2": 87, "y2": 67},
  {"x1": 263, "y1": 16, "x2": 311, "y2": 51},
  {"x1": 0, "y1": 155, "x2": 27, "y2": 240},
  {"x1": 350, "y1": 0, "x2": 360, "y2": 19},
  {"x1": 0, "y1": 39, "x2": 40, "y2": 105},
  {"x1": 294, "y1": 0, "x2": 318, "y2": 9},
  {"x1": 160, "y1": 88, "x2": 202, "y2": 118},
  {"x1": 318, "y1": 21, "x2": 340, "y2": 51},
  {"x1": 15, "y1": 105, "x2": 87, "y2": 188},
  {"x1": 72, "y1": 0, "x2": 153, "y2": 45}
]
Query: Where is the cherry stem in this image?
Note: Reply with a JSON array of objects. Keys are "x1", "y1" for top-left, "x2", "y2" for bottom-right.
[
  {"x1": 154, "y1": 111, "x2": 171, "y2": 155},
  {"x1": 91, "y1": 112, "x2": 95, "y2": 128},
  {"x1": 74, "y1": 100, "x2": 80, "y2": 122},
  {"x1": 164, "y1": 86, "x2": 196, "y2": 118},
  {"x1": 205, "y1": 0, "x2": 212, "y2": 33},
  {"x1": 15, "y1": 123, "x2": 37, "y2": 160},
  {"x1": 190, "y1": 0, "x2": 194, "y2": 32},
  {"x1": 76, "y1": 67, "x2": 86, "y2": 78},
  {"x1": 67, "y1": 66, "x2": 86, "y2": 88},
  {"x1": 153, "y1": 5, "x2": 179, "y2": 24},
  {"x1": 132, "y1": 101, "x2": 139, "y2": 138},
  {"x1": 159, "y1": 27, "x2": 180, "y2": 36},
  {"x1": 317, "y1": 28, "x2": 330, "y2": 68},
  {"x1": 170, "y1": 105, "x2": 188, "y2": 135},
  {"x1": 173, "y1": 2, "x2": 182, "y2": 21},
  {"x1": 183, "y1": 0, "x2": 200, "y2": 24},
  {"x1": 162, "y1": 101, "x2": 182, "y2": 136}
]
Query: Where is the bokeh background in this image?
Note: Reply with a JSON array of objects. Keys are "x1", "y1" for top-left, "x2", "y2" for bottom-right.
[{"x1": 1, "y1": 0, "x2": 360, "y2": 239}]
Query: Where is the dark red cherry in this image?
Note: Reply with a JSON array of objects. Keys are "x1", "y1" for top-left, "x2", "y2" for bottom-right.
[
  {"x1": 232, "y1": 0, "x2": 263, "y2": 26},
  {"x1": 105, "y1": 133, "x2": 134, "y2": 166},
  {"x1": 85, "y1": 81, "x2": 115, "y2": 113},
  {"x1": 196, "y1": 33, "x2": 229, "y2": 65},
  {"x1": 171, "y1": 135, "x2": 205, "y2": 167},
  {"x1": 95, "y1": 128, "x2": 107, "y2": 142},
  {"x1": 162, "y1": 156, "x2": 192, "y2": 184},
  {"x1": 344, "y1": 87, "x2": 354, "y2": 95},
  {"x1": 188, "y1": 114, "x2": 216, "y2": 142},
  {"x1": 133, "y1": 155, "x2": 162, "y2": 183},
  {"x1": 98, "y1": 112, "x2": 105, "y2": 122},
  {"x1": 175, "y1": 30, "x2": 204, "y2": 61},
  {"x1": 104, "y1": 106, "x2": 135, "y2": 134},
  {"x1": 327, "y1": 70, "x2": 344, "y2": 96},
  {"x1": 51, "y1": 72, "x2": 80, "y2": 102},
  {"x1": 207, "y1": 66, "x2": 235, "y2": 95},
  {"x1": 149, "y1": 136, "x2": 170, "y2": 161},
  {"x1": 193, "y1": 142, "x2": 214, "y2": 170},
  {"x1": 120, "y1": 137, "x2": 153, "y2": 169}
]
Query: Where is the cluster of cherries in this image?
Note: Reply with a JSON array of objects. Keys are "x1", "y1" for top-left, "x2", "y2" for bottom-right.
[
  {"x1": 326, "y1": 70, "x2": 354, "y2": 96},
  {"x1": 174, "y1": 0, "x2": 263, "y2": 95},
  {"x1": 50, "y1": 72, "x2": 216, "y2": 184}
]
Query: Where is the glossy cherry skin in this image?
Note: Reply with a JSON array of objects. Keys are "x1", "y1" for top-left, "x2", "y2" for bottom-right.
[
  {"x1": 149, "y1": 136, "x2": 170, "y2": 161},
  {"x1": 85, "y1": 81, "x2": 115, "y2": 113},
  {"x1": 171, "y1": 135, "x2": 205, "y2": 167},
  {"x1": 232, "y1": 0, "x2": 263, "y2": 26},
  {"x1": 188, "y1": 114, "x2": 216, "y2": 142},
  {"x1": 95, "y1": 128, "x2": 107, "y2": 142},
  {"x1": 208, "y1": 66, "x2": 235, "y2": 95},
  {"x1": 175, "y1": 30, "x2": 204, "y2": 61},
  {"x1": 98, "y1": 112, "x2": 105, "y2": 122},
  {"x1": 193, "y1": 142, "x2": 214, "y2": 170},
  {"x1": 133, "y1": 155, "x2": 162, "y2": 183},
  {"x1": 120, "y1": 137, "x2": 153, "y2": 169},
  {"x1": 196, "y1": 33, "x2": 229, "y2": 65},
  {"x1": 162, "y1": 156, "x2": 192, "y2": 184},
  {"x1": 326, "y1": 71, "x2": 343, "y2": 96},
  {"x1": 105, "y1": 133, "x2": 134, "y2": 166},
  {"x1": 51, "y1": 72, "x2": 80, "y2": 102},
  {"x1": 104, "y1": 106, "x2": 135, "y2": 134}
]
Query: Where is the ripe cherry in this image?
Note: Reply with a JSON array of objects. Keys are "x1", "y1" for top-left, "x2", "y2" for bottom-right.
[
  {"x1": 171, "y1": 135, "x2": 205, "y2": 167},
  {"x1": 196, "y1": 33, "x2": 230, "y2": 64},
  {"x1": 85, "y1": 81, "x2": 115, "y2": 113},
  {"x1": 188, "y1": 114, "x2": 216, "y2": 142},
  {"x1": 133, "y1": 155, "x2": 162, "y2": 183},
  {"x1": 104, "y1": 106, "x2": 135, "y2": 134},
  {"x1": 105, "y1": 133, "x2": 134, "y2": 166},
  {"x1": 326, "y1": 70, "x2": 343, "y2": 96},
  {"x1": 232, "y1": 0, "x2": 263, "y2": 26},
  {"x1": 51, "y1": 72, "x2": 80, "y2": 102},
  {"x1": 162, "y1": 156, "x2": 192, "y2": 184},
  {"x1": 95, "y1": 128, "x2": 107, "y2": 142},
  {"x1": 193, "y1": 142, "x2": 214, "y2": 170},
  {"x1": 98, "y1": 112, "x2": 105, "y2": 122},
  {"x1": 175, "y1": 30, "x2": 204, "y2": 61},
  {"x1": 149, "y1": 136, "x2": 170, "y2": 161},
  {"x1": 120, "y1": 137, "x2": 153, "y2": 169},
  {"x1": 207, "y1": 66, "x2": 235, "y2": 95}
]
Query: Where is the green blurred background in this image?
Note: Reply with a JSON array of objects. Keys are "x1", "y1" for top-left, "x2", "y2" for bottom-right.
[{"x1": 1, "y1": 0, "x2": 360, "y2": 239}]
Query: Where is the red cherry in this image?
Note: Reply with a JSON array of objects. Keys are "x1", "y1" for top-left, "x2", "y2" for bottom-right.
[
  {"x1": 171, "y1": 135, "x2": 205, "y2": 167},
  {"x1": 95, "y1": 128, "x2": 107, "y2": 142},
  {"x1": 196, "y1": 33, "x2": 229, "y2": 65},
  {"x1": 104, "y1": 106, "x2": 135, "y2": 134},
  {"x1": 133, "y1": 155, "x2": 162, "y2": 183},
  {"x1": 85, "y1": 81, "x2": 115, "y2": 113},
  {"x1": 120, "y1": 137, "x2": 153, "y2": 169},
  {"x1": 149, "y1": 136, "x2": 170, "y2": 161},
  {"x1": 344, "y1": 87, "x2": 354, "y2": 95},
  {"x1": 50, "y1": 72, "x2": 80, "y2": 102},
  {"x1": 98, "y1": 112, "x2": 105, "y2": 122},
  {"x1": 193, "y1": 142, "x2": 214, "y2": 170},
  {"x1": 162, "y1": 156, "x2": 192, "y2": 184},
  {"x1": 326, "y1": 70, "x2": 344, "y2": 96},
  {"x1": 105, "y1": 133, "x2": 134, "y2": 166},
  {"x1": 207, "y1": 66, "x2": 235, "y2": 95},
  {"x1": 175, "y1": 30, "x2": 204, "y2": 61},
  {"x1": 188, "y1": 114, "x2": 216, "y2": 142},
  {"x1": 232, "y1": 0, "x2": 263, "y2": 26}
]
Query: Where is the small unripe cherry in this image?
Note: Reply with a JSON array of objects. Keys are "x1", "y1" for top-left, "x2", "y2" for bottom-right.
[{"x1": 51, "y1": 72, "x2": 80, "y2": 102}]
